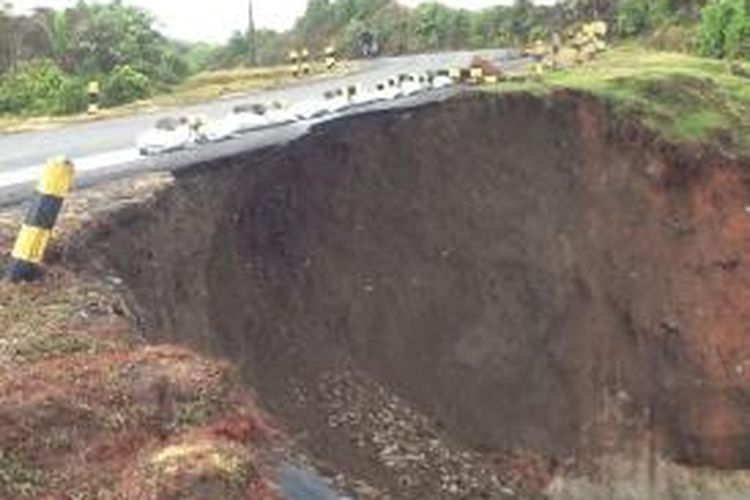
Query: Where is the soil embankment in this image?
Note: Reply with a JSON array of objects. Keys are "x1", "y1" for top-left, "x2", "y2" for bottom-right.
[{"x1": 80, "y1": 91, "x2": 750, "y2": 497}]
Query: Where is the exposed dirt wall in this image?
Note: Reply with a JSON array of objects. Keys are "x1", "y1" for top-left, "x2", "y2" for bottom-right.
[{"x1": 79, "y1": 91, "x2": 750, "y2": 496}]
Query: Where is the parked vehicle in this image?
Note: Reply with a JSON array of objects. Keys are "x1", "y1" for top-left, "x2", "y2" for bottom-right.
[
  {"x1": 400, "y1": 73, "x2": 428, "y2": 96},
  {"x1": 137, "y1": 117, "x2": 196, "y2": 156},
  {"x1": 431, "y1": 75, "x2": 454, "y2": 89},
  {"x1": 290, "y1": 98, "x2": 333, "y2": 120}
]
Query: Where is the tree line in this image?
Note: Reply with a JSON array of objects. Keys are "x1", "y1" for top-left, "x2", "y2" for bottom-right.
[
  {"x1": 0, "y1": 1, "x2": 209, "y2": 115},
  {"x1": 215, "y1": 0, "x2": 747, "y2": 68},
  {"x1": 1, "y1": 0, "x2": 748, "y2": 117}
]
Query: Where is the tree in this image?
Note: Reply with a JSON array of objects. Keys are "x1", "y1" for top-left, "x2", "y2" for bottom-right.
[
  {"x1": 560, "y1": 0, "x2": 618, "y2": 25},
  {"x1": 68, "y1": 2, "x2": 166, "y2": 76},
  {"x1": 699, "y1": 0, "x2": 750, "y2": 59},
  {"x1": 0, "y1": 1, "x2": 194, "y2": 114},
  {"x1": 247, "y1": 0, "x2": 257, "y2": 66},
  {"x1": 215, "y1": 30, "x2": 250, "y2": 67},
  {"x1": 616, "y1": 0, "x2": 663, "y2": 36},
  {"x1": 297, "y1": 0, "x2": 334, "y2": 46},
  {"x1": 0, "y1": 3, "x2": 15, "y2": 72}
]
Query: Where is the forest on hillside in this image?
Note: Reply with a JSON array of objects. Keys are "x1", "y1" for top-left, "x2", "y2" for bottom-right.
[
  {"x1": 222, "y1": 0, "x2": 708, "y2": 66},
  {"x1": 0, "y1": 0, "x2": 745, "y2": 117}
]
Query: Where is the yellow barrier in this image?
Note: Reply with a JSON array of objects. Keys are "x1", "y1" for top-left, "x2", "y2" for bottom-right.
[{"x1": 6, "y1": 157, "x2": 75, "y2": 282}]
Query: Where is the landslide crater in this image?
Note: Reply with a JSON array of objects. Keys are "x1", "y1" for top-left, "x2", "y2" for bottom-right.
[{"x1": 80, "y1": 91, "x2": 750, "y2": 497}]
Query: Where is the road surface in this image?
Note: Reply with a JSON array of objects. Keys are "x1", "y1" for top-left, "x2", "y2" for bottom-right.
[{"x1": 0, "y1": 50, "x2": 526, "y2": 205}]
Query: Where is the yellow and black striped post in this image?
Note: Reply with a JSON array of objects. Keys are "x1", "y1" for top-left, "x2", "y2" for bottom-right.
[
  {"x1": 289, "y1": 50, "x2": 300, "y2": 77},
  {"x1": 6, "y1": 157, "x2": 75, "y2": 283},
  {"x1": 300, "y1": 48, "x2": 311, "y2": 75},
  {"x1": 87, "y1": 80, "x2": 100, "y2": 114},
  {"x1": 324, "y1": 45, "x2": 337, "y2": 71}
]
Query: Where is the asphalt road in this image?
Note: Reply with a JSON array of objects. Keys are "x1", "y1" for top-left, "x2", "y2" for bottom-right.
[{"x1": 0, "y1": 49, "x2": 526, "y2": 205}]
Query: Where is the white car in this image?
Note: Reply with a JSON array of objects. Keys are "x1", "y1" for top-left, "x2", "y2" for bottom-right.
[
  {"x1": 137, "y1": 117, "x2": 196, "y2": 156},
  {"x1": 265, "y1": 102, "x2": 298, "y2": 126},
  {"x1": 291, "y1": 99, "x2": 333, "y2": 120},
  {"x1": 230, "y1": 104, "x2": 274, "y2": 132},
  {"x1": 324, "y1": 89, "x2": 354, "y2": 113},
  {"x1": 340, "y1": 84, "x2": 381, "y2": 108},
  {"x1": 387, "y1": 78, "x2": 404, "y2": 98},
  {"x1": 197, "y1": 115, "x2": 242, "y2": 143},
  {"x1": 196, "y1": 103, "x2": 297, "y2": 144},
  {"x1": 431, "y1": 75, "x2": 454, "y2": 89},
  {"x1": 350, "y1": 89, "x2": 381, "y2": 107},
  {"x1": 198, "y1": 102, "x2": 298, "y2": 143},
  {"x1": 374, "y1": 81, "x2": 401, "y2": 100},
  {"x1": 401, "y1": 74, "x2": 428, "y2": 96}
]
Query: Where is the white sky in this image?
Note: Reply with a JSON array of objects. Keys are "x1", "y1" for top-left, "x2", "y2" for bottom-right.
[{"x1": 8, "y1": 0, "x2": 557, "y2": 43}]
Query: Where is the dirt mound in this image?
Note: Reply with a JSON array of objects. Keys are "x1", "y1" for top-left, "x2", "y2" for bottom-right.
[{"x1": 79, "y1": 91, "x2": 750, "y2": 497}]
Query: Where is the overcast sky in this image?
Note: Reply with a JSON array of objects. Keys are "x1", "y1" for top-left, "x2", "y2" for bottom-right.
[{"x1": 9, "y1": 0, "x2": 557, "y2": 43}]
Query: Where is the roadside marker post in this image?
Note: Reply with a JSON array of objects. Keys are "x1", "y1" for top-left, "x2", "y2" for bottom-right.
[
  {"x1": 325, "y1": 45, "x2": 337, "y2": 71},
  {"x1": 289, "y1": 50, "x2": 300, "y2": 77},
  {"x1": 87, "y1": 80, "x2": 100, "y2": 114},
  {"x1": 301, "y1": 48, "x2": 311, "y2": 75},
  {"x1": 6, "y1": 157, "x2": 75, "y2": 283},
  {"x1": 470, "y1": 67, "x2": 484, "y2": 84}
]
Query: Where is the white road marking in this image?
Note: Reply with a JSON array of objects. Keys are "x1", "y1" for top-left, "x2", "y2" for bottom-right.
[{"x1": 0, "y1": 148, "x2": 140, "y2": 189}]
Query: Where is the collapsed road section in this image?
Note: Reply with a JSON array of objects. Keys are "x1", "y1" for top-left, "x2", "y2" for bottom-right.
[{"x1": 78, "y1": 90, "x2": 750, "y2": 498}]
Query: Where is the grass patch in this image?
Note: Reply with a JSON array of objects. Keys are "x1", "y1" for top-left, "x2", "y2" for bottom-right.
[
  {"x1": 153, "y1": 64, "x2": 304, "y2": 107},
  {"x1": 489, "y1": 46, "x2": 750, "y2": 155},
  {"x1": 0, "y1": 283, "x2": 93, "y2": 365},
  {"x1": 0, "y1": 449, "x2": 44, "y2": 497}
]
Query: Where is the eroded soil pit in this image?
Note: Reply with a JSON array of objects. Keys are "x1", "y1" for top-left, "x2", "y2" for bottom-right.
[{"x1": 79, "y1": 91, "x2": 750, "y2": 498}]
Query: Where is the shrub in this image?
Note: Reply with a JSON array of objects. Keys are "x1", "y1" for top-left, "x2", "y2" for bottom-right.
[
  {"x1": 699, "y1": 0, "x2": 750, "y2": 59},
  {"x1": 646, "y1": 23, "x2": 698, "y2": 53},
  {"x1": 51, "y1": 78, "x2": 88, "y2": 115},
  {"x1": 616, "y1": 0, "x2": 673, "y2": 38},
  {"x1": 0, "y1": 59, "x2": 68, "y2": 115},
  {"x1": 102, "y1": 65, "x2": 152, "y2": 107}
]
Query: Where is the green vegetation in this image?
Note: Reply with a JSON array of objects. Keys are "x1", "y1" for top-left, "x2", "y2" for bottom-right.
[
  {"x1": 219, "y1": 0, "x2": 562, "y2": 63},
  {"x1": 698, "y1": 0, "x2": 750, "y2": 59},
  {"x1": 492, "y1": 47, "x2": 750, "y2": 154},
  {"x1": 220, "y1": 0, "x2": 706, "y2": 65},
  {"x1": 1, "y1": 0, "x2": 750, "y2": 123},
  {"x1": 102, "y1": 65, "x2": 152, "y2": 107},
  {"x1": 0, "y1": 1, "x2": 200, "y2": 116}
]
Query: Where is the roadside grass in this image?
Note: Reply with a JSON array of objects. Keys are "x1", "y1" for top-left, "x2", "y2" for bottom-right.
[
  {"x1": 489, "y1": 46, "x2": 750, "y2": 155},
  {"x1": 0, "y1": 62, "x2": 352, "y2": 134},
  {"x1": 153, "y1": 62, "x2": 350, "y2": 107},
  {"x1": 0, "y1": 448, "x2": 44, "y2": 497}
]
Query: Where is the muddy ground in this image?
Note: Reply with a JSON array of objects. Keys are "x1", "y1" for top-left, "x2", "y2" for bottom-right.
[
  {"x1": 0, "y1": 177, "x2": 284, "y2": 500},
  {"x1": 6, "y1": 89, "x2": 750, "y2": 499}
]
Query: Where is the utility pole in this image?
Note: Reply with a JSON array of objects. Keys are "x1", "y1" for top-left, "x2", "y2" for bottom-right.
[{"x1": 247, "y1": 0, "x2": 257, "y2": 66}]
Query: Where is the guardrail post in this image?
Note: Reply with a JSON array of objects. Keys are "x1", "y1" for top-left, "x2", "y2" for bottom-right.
[
  {"x1": 289, "y1": 50, "x2": 300, "y2": 77},
  {"x1": 301, "y1": 48, "x2": 311, "y2": 75},
  {"x1": 325, "y1": 45, "x2": 337, "y2": 71},
  {"x1": 6, "y1": 157, "x2": 75, "y2": 283},
  {"x1": 87, "y1": 80, "x2": 100, "y2": 114}
]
